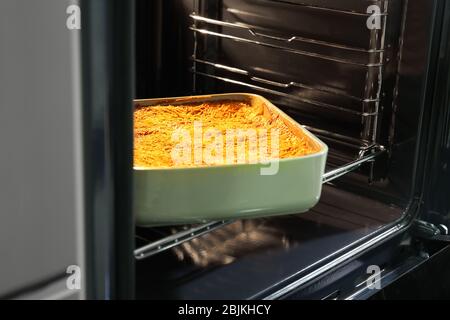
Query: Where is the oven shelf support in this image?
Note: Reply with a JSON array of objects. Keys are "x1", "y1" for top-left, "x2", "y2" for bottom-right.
[{"x1": 135, "y1": 220, "x2": 234, "y2": 260}]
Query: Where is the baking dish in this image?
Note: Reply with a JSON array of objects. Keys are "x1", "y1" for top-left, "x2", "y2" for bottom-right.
[{"x1": 134, "y1": 93, "x2": 328, "y2": 226}]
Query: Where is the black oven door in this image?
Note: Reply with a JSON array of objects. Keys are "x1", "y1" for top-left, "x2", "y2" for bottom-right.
[{"x1": 414, "y1": 0, "x2": 450, "y2": 242}]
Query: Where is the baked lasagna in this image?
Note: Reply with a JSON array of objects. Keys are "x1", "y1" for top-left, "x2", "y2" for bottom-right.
[{"x1": 134, "y1": 100, "x2": 320, "y2": 168}]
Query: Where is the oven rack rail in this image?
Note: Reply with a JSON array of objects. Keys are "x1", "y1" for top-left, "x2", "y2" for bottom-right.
[
  {"x1": 192, "y1": 69, "x2": 380, "y2": 146},
  {"x1": 192, "y1": 58, "x2": 380, "y2": 116},
  {"x1": 191, "y1": 13, "x2": 387, "y2": 54},
  {"x1": 252, "y1": 0, "x2": 389, "y2": 16},
  {"x1": 193, "y1": 58, "x2": 380, "y2": 104},
  {"x1": 303, "y1": 125, "x2": 376, "y2": 152},
  {"x1": 190, "y1": 8, "x2": 388, "y2": 145},
  {"x1": 191, "y1": 26, "x2": 383, "y2": 68},
  {"x1": 134, "y1": 145, "x2": 385, "y2": 260}
]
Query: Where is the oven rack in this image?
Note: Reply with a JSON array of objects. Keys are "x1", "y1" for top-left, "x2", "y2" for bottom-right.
[{"x1": 134, "y1": 145, "x2": 385, "y2": 260}]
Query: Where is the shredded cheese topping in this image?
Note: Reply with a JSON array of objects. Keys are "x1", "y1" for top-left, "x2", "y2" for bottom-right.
[{"x1": 134, "y1": 101, "x2": 319, "y2": 168}]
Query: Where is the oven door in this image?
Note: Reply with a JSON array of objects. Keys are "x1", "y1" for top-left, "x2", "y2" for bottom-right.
[{"x1": 415, "y1": 0, "x2": 450, "y2": 242}]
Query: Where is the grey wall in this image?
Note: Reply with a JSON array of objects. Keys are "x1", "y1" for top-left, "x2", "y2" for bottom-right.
[{"x1": 0, "y1": 0, "x2": 84, "y2": 298}]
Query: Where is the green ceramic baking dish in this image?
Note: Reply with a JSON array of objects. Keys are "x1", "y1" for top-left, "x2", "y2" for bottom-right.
[{"x1": 134, "y1": 93, "x2": 328, "y2": 226}]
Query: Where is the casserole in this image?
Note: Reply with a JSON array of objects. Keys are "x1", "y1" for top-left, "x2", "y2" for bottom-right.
[{"x1": 134, "y1": 93, "x2": 328, "y2": 226}]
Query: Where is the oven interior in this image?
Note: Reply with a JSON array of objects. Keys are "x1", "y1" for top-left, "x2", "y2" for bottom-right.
[{"x1": 133, "y1": 0, "x2": 434, "y2": 299}]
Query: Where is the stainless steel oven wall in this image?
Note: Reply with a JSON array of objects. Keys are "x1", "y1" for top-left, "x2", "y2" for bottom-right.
[{"x1": 0, "y1": 0, "x2": 85, "y2": 299}]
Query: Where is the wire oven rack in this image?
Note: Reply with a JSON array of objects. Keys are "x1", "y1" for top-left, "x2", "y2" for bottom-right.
[{"x1": 135, "y1": 145, "x2": 385, "y2": 260}]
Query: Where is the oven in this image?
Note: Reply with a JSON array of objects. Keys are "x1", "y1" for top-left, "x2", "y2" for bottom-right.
[
  {"x1": 124, "y1": 0, "x2": 448, "y2": 299},
  {"x1": 1, "y1": 0, "x2": 449, "y2": 300},
  {"x1": 128, "y1": 0, "x2": 449, "y2": 299},
  {"x1": 98, "y1": 0, "x2": 446, "y2": 299}
]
